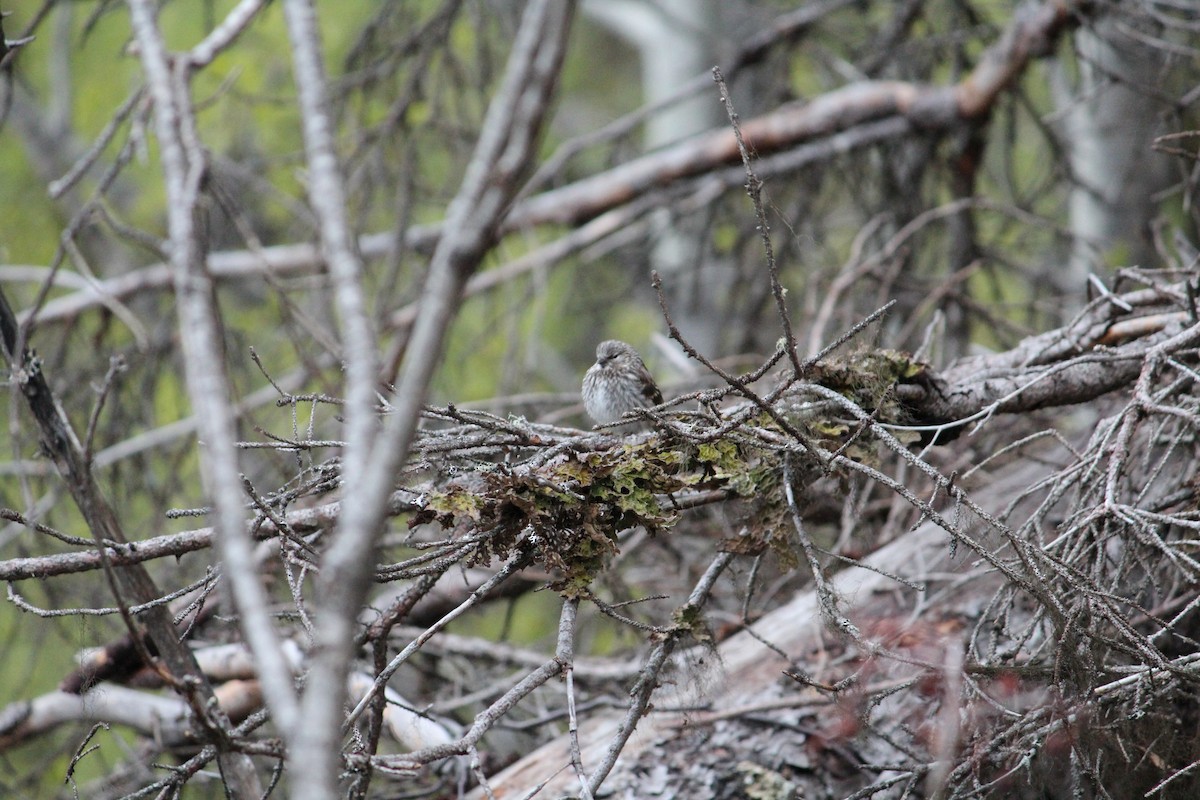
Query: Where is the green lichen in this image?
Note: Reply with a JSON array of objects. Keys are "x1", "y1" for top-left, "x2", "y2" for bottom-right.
[
  {"x1": 738, "y1": 761, "x2": 799, "y2": 800},
  {"x1": 809, "y1": 348, "x2": 927, "y2": 418},
  {"x1": 408, "y1": 348, "x2": 928, "y2": 593}
]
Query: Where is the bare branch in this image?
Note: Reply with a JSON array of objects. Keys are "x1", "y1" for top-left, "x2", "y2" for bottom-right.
[
  {"x1": 126, "y1": 0, "x2": 299, "y2": 756},
  {"x1": 290, "y1": 6, "x2": 578, "y2": 793}
]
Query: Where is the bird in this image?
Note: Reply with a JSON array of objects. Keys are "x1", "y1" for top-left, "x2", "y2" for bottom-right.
[{"x1": 582, "y1": 339, "x2": 663, "y2": 425}]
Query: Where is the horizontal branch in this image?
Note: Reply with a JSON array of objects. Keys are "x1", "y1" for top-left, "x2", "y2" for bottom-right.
[
  {"x1": 4, "y1": 279, "x2": 1186, "y2": 584},
  {"x1": 0, "y1": 492, "x2": 414, "y2": 581},
  {"x1": 901, "y1": 281, "x2": 1199, "y2": 426},
  {"x1": 13, "y1": 0, "x2": 1085, "y2": 328}
]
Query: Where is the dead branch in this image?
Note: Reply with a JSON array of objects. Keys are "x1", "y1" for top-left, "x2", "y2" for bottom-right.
[{"x1": 16, "y1": 0, "x2": 1087, "y2": 333}]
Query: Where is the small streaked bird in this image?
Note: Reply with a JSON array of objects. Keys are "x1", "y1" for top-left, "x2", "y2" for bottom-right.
[{"x1": 582, "y1": 339, "x2": 663, "y2": 425}]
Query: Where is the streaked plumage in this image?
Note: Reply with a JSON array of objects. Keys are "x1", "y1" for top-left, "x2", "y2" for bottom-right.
[{"x1": 582, "y1": 340, "x2": 663, "y2": 424}]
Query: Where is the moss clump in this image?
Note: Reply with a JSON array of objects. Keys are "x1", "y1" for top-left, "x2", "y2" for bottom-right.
[{"x1": 409, "y1": 348, "x2": 928, "y2": 592}]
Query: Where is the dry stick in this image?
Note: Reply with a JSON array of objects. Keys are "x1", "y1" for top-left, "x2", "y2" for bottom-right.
[
  {"x1": 466, "y1": 745, "x2": 497, "y2": 800},
  {"x1": 560, "y1": 599, "x2": 593, "y2": 800},
  {"x1": 806, "y1": 382, "x2": 1075, "y2": 630},
  {"x1": 283, "y1": 0, "x2": 378, "y2": 510},
  {"x1": 0, "y1": 508, "x2": 93, "y2": 547},
  {"x1": 650, "y1": 270, "x2": 815, "y2": 453},
  {"x1": 126, "y1": 0, "x2": 299, "y2": 761},
  {"x1": 375, "y1": 597, "x2": 582, "y2": 773},
  {"x1": 186, "y1": 0, "x2": 269, "y2": 68},
  {"x1": 292, "y1": 5, "x2": 577, "y2": 796},
  {"x1": 48, "y1": 88, "x2": 145, "y2": 199},
  {"x1": 0, "y1": 279, "x2": 260, "y2": 792},
  {"x1": 343, "y1": 553, "x2": 532, "y2": 731},
  {"x1": 0, "y1": 489, "x2": 420, "y2": 581},
  {"x1": 782, "y1": 455, "x2": 861, "y2": 640},
  {"x1": 520, "y1": 0, "x2": 855, "y2": 204},
  {"x1": 712, "y1": 66, "x2": 802, "y2": 377},
  {"x1": 5, "y1": 569, "x2": 217, "y2": 619},
  {"x1": 82, "y1": 355, "x2": 126, "y2": 465},
  {"x1": 585, "y1": 551, "x2": 735, "y2": 795}
]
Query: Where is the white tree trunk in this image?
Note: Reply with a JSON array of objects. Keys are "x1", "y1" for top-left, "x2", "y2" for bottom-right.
[
  {"x1": 1062, "y1": 17, "x2": 1173, "y2": 294},
  {"x1": 583, "y1": 0, "x2": 728, "y2": 355}
]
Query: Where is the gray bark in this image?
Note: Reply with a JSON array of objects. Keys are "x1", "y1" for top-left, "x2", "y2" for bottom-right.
[{"x1": 1060, "y1": 16, "x2": 1174, "y2": 295}]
